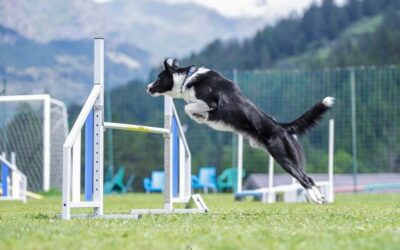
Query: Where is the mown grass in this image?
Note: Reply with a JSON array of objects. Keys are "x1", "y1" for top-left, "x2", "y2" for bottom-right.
[{"x1": 0, "y1": 194, "x2": 399, "y2": 250}]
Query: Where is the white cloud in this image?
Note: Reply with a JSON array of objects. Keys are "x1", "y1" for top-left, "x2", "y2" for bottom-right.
[
  {"x1": 165, "y1": 0, "x2": 315, "y2": 19},
  {"x1": 93, "y1": 0, "x2": 113, "y2": 3},
  {"x1": 94, "y1": 0, "x2": 347, "y2": 20},
  {"x1": 106, "y1": 52, "x2": 141, "y2": 69}
]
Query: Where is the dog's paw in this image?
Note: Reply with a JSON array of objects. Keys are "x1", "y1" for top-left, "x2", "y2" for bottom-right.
[
  {"x1": 193, "y1": 113, "x2": 206, "y2": 119},
  {"x1": 187, "y1": 112, "x2": 208, "y2": 124},
  {"x1": 306, "y1": 187, "x2": 328, "y2": 205}
]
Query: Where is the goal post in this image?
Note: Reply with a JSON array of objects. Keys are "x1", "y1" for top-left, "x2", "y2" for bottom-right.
[{"x1": 0, "y1": 94, "x2": 68, "y2": 191}]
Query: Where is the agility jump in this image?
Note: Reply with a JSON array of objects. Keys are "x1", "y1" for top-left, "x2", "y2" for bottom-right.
[
  {"x1": 62, "y1": 38, "x2": 207, "y2": 220},
  {"x1": 235, "y1": 119, "x2": 335, "y2": 203},
  {"x1": 0, "y1": 152, "x2": 27, "y2": 203}
]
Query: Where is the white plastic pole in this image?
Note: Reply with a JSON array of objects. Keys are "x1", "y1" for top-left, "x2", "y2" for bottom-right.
[
  {"x1": 267, "y1": 154, "x2": 275, "y2": 203},
  {"x1": 11, "y1": 152, "x2": 20, "y2": 199},
  {"x1": 171, "y1": 104, "x2": 191, "y2": 158},
  {"x1": 63, "y1": 86, "x2": 101, "y2": 148},
  {"x1": 72, "y1": 132, "x2": 81, "y2": 202},
  {"x1": 268, "y1": 155, "x2": 274, "y2": 191},
  {"x1": 172, "y1": 105, "x2": 191, "y2": 202},
  {"x1": 179, "y1": 138, "x2": 185, "y2": 199},
  {"x1": 185, "y1": 146, "x2": 191, "y2": 201},
  {"x1": 104, "y1": 122, "x2": 169, "y2": 135},
  {"x1": 93, "y1": 38, "x2": 104, "y2": 216},
  {"x1": 328, "y1": 119, "x2": 335, "y2": 202},
  {"x1": 43, "y1": 95, "x2": 51, "y2": 191},
  {"x1": 50, "y1": 98, "x2": 69, "y2": 140},
  {"x1": 237, "y1": 134, "x2": 243, "y2": 193},
  {"x1": 164, "y1": 96, "x2": 173, "y2": 210},
  {"x1": 62, "y1": 148, "x2": 72, "y2": 219}
]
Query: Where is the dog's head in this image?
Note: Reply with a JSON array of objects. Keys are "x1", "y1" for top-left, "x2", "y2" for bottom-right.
[{"x1": 146, "y1": 58, "x2": 190, "y2": 97}]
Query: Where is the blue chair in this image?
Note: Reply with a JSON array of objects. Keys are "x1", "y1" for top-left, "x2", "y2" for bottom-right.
[
  {"x1": 218, "y1": 167, "x2": 246, "y2": 193},
  {"x1": 192, "y1": 166, "x2": 217, "y2": 193},
  {"x1": 104, "y1": 166, "x2": 135, "y2": 194},
  {"x1": 143, "y1": 171, "x2": 164, "y2": 193}
]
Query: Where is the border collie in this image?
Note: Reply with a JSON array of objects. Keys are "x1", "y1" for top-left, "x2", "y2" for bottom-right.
[{"x1": 146, "y1": 58, "x2": 334, "y2": 204}]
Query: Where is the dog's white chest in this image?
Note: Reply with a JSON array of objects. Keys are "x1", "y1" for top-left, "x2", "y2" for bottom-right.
[{"x1": 182, "y1": 87, "x2": 197, "y2": 103}]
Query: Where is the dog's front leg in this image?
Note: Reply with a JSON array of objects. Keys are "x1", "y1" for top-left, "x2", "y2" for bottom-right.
[{"x1": 184, "y1": 101, "x2": 213, "y2": 124}]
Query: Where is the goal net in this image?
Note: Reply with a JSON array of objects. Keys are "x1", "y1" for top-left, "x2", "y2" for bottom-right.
[{"x1": 0, "y1": 95, "x2": 68, "y2": 192}]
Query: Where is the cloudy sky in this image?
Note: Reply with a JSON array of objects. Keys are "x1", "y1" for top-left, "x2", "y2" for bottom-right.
[
  {"x1": 166, "y1": 0, "x2": 319, "y2": 18},
  {"x1": 94, "y1": 0, "x2": 346, "y2": 21}
]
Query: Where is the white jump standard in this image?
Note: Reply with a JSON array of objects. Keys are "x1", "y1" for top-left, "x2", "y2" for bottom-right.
[
  {"x1": 0, "y1": 152, "x2": 27, "y2": 202},
  {"x1": 61, "y1": 38, "x2": 207, "y2": 220},
  {"x1": 235, "y1": 119, "x2": 335, "y2": 204}
]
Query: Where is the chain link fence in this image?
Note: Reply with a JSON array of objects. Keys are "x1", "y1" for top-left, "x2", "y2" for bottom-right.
[{"x1": 103, "y1": 66, "x2": 400, "y2": 191}]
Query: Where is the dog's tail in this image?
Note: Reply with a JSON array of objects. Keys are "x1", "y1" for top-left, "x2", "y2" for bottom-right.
[{"x1": 279, "y1": 96, "x2": 334, "y2": 136}]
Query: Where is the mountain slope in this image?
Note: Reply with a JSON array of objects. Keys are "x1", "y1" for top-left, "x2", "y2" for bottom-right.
[
  {"x1": 0, "y1": 0, "x2": 267, "y2": 103},
  {"x1": 0, "y1": 0, "x2": 265, "y2": 63},
  {"x1": 183, "y1": 0, "x2": 400, "y2": 70},
  {"x1": 274, "y1": 14, "x2": 384, "y2": 69},
  {"x1": 0, "y1": 25, "x2": 150, "y2": 102}
]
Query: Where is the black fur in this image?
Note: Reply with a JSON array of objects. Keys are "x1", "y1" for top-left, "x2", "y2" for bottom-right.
[
  {"x1": 147, "y1": 59, "x2": 334, "y2": 200},
  {"x1": 279, "y1": 101, "x2": 331, "y2": 136}
]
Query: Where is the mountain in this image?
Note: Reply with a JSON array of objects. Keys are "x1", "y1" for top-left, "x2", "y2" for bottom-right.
[
  {"x1": 61, "y1": 0, "x2": 400, "y2": 182},
  {"x1": 183, "y1": 0, "x2": 400, "y2": 70},
  {"x1": 0, "y1": 0, "x2": 265, "y2": 63},
  {"x1": 0, "y1": 0, "x2": 266, "y2": 103},
  {"x1": 0, "y1": 25, "x2": 150, "y2": 102},
  {"x1": 0, "y1": 5, "x2": 152, "y2": 103}
]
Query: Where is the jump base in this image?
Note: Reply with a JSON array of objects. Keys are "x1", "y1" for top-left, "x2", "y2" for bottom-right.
[
  {"x1": 131, "y1": 194, "x2": 208, "y2": 216},
  {"x1": 131, "y1": 208, "x2": 207, "y2": 216},
  {"x1": 65, "y1": 213, "x2": 141, "y2": 220}
]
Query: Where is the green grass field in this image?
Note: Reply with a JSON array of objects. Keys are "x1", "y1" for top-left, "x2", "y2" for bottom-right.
[{"x1": 0, "y1": 194, "x2": 399, "y2": 250}]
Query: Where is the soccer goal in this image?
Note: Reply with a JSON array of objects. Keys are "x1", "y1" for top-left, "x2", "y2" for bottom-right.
[{"x1": 0, "y1": 95, "x2": 68, "y2": 192}]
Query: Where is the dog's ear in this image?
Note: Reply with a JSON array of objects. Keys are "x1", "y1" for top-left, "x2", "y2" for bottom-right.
[
  {"x1": 164, "y1": 58, "x2": 179, "y2": 73},
  {"x1": 171, "y1": 59, "x2": 180, "y2": 67}
]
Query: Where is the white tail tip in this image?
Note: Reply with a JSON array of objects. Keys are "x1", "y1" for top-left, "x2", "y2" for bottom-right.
[{"x1": 322, "y1": 96, "x2": 335, "y2": 107}]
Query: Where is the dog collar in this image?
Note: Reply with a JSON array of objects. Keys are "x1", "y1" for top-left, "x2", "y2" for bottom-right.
[{"x1": 180, "y1": 66, "x2": 197, "y2": 93}]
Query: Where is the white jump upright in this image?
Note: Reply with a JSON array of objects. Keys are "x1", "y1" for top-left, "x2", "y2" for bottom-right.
[
  {"x1": 62, "y1": 38, "x2": 207, "y2": 220},
  {"x1": 235, "y1": 119, "x2": 335, "y2": 204},
  {"x1": 0, "y1": 152, "x2": 27, "y2": 203}
]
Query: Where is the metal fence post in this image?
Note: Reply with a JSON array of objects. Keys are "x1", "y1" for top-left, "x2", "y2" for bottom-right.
[{"x1": 350, "y1": 68, "x2": 358, "y2": 193}]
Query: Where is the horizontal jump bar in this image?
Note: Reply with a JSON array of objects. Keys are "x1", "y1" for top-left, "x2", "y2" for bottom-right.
[{"x1": 104, "y1": 122, "x2": 169, "y2": 135}]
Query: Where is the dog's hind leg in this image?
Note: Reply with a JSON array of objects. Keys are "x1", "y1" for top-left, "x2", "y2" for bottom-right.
[{"x1": 265, "y1": 135, "x2": 327, "y2": 204}]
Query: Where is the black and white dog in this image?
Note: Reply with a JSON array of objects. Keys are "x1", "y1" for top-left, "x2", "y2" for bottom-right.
[{"x1": 146, "y1": 58, "x2": 334, "y2": 204}]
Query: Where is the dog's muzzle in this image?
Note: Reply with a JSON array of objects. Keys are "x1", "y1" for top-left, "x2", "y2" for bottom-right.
[{"x1": 146, "y1": 83, "x2": 156, "y2": 96}]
